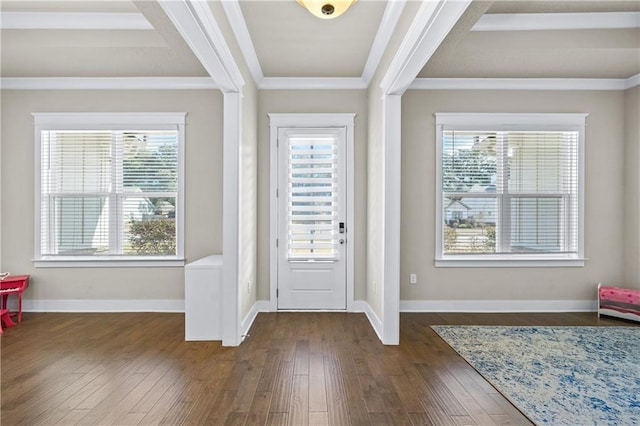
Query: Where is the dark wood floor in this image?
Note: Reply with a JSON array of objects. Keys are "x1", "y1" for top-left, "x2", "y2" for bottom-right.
[{"x1": 0, "y1": 311, "x2": 634, "y2": 425}]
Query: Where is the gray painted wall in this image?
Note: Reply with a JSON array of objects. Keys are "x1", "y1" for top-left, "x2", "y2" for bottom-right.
[
  {"x1": 0, "y1": 89, "x2": 222, "y2": 302},
  {"x1": 401, "y1": 89, "x2": 627, "y2": 302},
  {"x1": 624, "y1": 86, "x2": 640, "y2": 288}
]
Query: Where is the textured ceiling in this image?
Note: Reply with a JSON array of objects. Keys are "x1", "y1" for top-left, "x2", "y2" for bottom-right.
[
  {"x1": 0, "y1": 0, "x2": 207, "y2": 78},
  {"x1": 419, "y1": 2, "x2": 640, "y2": 79},
  {"x1": 239, "y1": 0, "x2": 387, "y2": 77},
  {"x1": 1, "y1": 1, "x2": 639, "y2": 82}
]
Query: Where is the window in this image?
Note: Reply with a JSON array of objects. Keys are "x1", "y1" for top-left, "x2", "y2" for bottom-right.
[
  {"x1": 34, "y1": 113, "x2": 185, "y2": 267},
  {"x1": 435, "y1": 113, "x2": 586, "y2": 267}
]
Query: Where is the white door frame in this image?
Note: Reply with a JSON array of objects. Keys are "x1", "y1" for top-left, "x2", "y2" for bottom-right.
[{"x1": 269, "y1": 113, "x2": 355, "y2": 312}]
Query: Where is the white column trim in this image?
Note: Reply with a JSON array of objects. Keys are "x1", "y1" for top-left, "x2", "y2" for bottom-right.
[
  {"x1": 158, "y1": 0, "x2": 244, "y2": 93},
  {"x1": 381, "y1": 94, "x2": 401, "y2": 345},
  {"x1": 221, "y1": 0, "x2": 264, "y2": 86},
  {"x1": 381, "y1": 0, "x2": 472, "y2": 95},
  {"x1": 222, "y1": 92, "x2": 243, "y2": 346},
  {"x1": 372, "y1": 0, "x2": 469, "y2": 345},
  {"x1": 361, "y1": 0, "x2": 407, "y2": 85},
  {"x1": 268, "y1": 118, "x2": 279, "y2": 312}
]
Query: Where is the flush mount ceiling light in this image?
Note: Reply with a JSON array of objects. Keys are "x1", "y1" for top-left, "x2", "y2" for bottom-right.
[{"x1": 296, "y1": 0, "x2": 357, "y2": 19}]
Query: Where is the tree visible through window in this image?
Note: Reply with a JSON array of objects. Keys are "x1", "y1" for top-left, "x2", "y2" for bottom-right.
[
  {"x1": 122, "y1": 132, "x2": 178, "y2": 255},
  {"x1": 436, "y1": 113, "x2": 585, "y2": 264},
  {"x1": 35, "y1": 113, "x2": 185, "y2": 263}
]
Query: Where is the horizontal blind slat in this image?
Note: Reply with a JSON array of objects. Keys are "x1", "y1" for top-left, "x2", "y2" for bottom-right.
[
  {"x1": 286, "y1": 134, "x2": 340, "y2": 260},
  {"x1": 442, "y1": 129, "x2": 579, "y2": 256},
  {"x1": 41, "y1": 129, "x2": 179, "y2": 257}
]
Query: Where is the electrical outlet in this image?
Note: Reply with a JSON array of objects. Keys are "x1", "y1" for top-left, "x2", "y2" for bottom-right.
[{"x1": 410, "y1": 273, "x2": 417, "y2": 284}]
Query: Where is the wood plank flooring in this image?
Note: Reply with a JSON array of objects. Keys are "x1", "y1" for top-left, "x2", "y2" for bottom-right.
[{"x1": 0, "y1": 311, "x2": 633, "y2": 425}]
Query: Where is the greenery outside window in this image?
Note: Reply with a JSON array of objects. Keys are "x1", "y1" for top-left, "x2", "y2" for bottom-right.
[
  {"x1": 435, "y1": 113, "x2": 586, "y2": 267},
  {"x1": 34, "y1": 113, "x2": 185, "y2": 267}
]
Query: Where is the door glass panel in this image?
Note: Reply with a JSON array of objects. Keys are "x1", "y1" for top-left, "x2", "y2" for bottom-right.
[{"x1": 287, "y1": 135, "x2": 339, "y2": 260}]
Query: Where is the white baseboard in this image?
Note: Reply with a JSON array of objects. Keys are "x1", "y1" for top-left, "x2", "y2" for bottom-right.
[
  {"x1": 20, "y1": 299, "x2": 596, "y2": 315},
  {"x1": 400, "y1": 299, "x2": 598, "y2": 313},
  {"x1": 240, "y1": 300, "x2": 270, "y2": 340},
  {"x1": 360, "y1": 301, "x2": 383, "y2": 341},
  {"x1": 22, "y1": 299, "x2": 185, "y2": 313}
]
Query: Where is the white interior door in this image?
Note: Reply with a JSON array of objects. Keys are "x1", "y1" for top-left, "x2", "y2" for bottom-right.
[{"x1": 276, "y1": 127, "x2": 347, "y2": 310}]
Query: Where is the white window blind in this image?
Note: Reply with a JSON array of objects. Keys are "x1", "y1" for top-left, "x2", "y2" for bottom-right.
[
  {"x1": 287, "y1": 135, "x2": 339, "y2": 260},
  {"x1": 39, "y1": 127, "x2": 180, "y2": 259},
  {"x1": 436, "y1": 113, "x2": 585, "y2": 265}
]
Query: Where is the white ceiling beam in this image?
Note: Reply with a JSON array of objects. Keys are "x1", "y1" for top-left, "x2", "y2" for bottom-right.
[
  {"x1": 381, "y1": 0, "x2": 472, "y2": 95},
  {"x1": 472, "y1": 12, "x2": 640, "y2": 32},
  {"x1": 221, "y1": 0, "x2": 264, "y2": 86},
  {"x1": 0, "y1": 11, "x2": 153, "y2": 30},
  {"x1": 157, "y1": 0, "x2": 243, "y2": 93},
  {"x1": 361, "y1": 0, "x2": 407, "y2": 86}
]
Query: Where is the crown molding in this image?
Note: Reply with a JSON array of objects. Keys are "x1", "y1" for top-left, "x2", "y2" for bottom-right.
[
  {"x1": 381, "y1": 0, "x2": 472, "y2": 95},
  {"x1": 409, "y1": 77, "x2": 639, "y2": 91},
  {"x1": 625, "y1": 73, "x2": 640, "y2": 90},
  {"x1": 3, "y1": 75, "x2": 634, "y2": 94},
  {"x1": 0, "y1": 77, "x2": 217, "y2": 90},
  {"x1": 158, "y1": 0, "x2": 244, "y2": 93},
  {"x1": 472, "y1": 12, "x2": 640, "y2": 32},
  {"x1": 221, "y1": 0, "x2": 264, "y2": 86},
  {"x1": 259, "y1": 77, "x2": 367, "y2": 90},
  {"x1": 361, "y1": 0, "x2": 407, "y2": 85},
  {"x1": 0, "y1": 11, "x2": 153, "y2": 30}
]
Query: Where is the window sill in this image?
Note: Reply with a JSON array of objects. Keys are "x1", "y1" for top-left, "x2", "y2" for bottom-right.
[
  {"x1": 33, "y1": 256, "x2": 186, "y2": 268},
  {"x1": 435, "y1": 255, "x2": 586, "y2": 268}
]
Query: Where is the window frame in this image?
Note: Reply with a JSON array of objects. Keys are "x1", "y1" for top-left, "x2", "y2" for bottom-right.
[
  {"x1": 33, "y1": 112, "x2": 186, "y2": 268},
  {"x1": 435, "y1": 113, "x2": 587, "y2": 268}
]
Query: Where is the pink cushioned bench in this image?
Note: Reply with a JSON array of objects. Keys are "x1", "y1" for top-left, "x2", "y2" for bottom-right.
[{"x1": 598, "y1": 283, "x2": 640, "y2": 323}]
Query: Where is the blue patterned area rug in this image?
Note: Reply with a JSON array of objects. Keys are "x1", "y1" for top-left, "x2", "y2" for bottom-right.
[{"x1": 431, "y1": 326, "x2": 640, "y2": 425}]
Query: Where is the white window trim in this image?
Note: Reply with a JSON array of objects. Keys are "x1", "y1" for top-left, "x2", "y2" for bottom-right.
[
  {"x1": 33, "y1": 112, "x2": 186, "y2": 268},
  {"x1": 434, "y1": 113, "x2": 587, "y2": 267}
]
